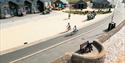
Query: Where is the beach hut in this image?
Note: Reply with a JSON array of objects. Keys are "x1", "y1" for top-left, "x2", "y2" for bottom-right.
[
  {"x1": 36, "y1": 0, "x2": 52, "y2": 12},
  {"x1": 0, "y1": 0, "x2": 52, "y2": 18},
  {"x1": 52, "y1": 0, "x2": 67, "y2": 10},
  {"x1": 91, "y1": 0, "x2": 111, "y2": 8},
  {"x1": 24, "y1": 0, "x2": 33, "y2": 14},
  {"x1": 73, "y1": 0, "x2": 87, "y2": 10},
  {"x1": 0, "y1": 0, "x2": 12, "y2": 18},
  {"x1": 0, "y1": 1, "x2": 5, "y2": 19}
]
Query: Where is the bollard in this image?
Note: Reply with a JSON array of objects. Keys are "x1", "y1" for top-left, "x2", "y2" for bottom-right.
[
  {"x1": 112, "y1": 23, "x2": 116, "y2": 28},
  {"x1": 107, "y1": 22, "x2": 116, "y2": 31}
]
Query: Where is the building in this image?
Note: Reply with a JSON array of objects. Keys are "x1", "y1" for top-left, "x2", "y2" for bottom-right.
[
  {"x1": 0, "y1": 0, "x2": 52, "y2": 19},
  {"x1": 52, "y1": 0, "x2": 67, "y2": 10},
  {"x1": 73, "y1": 0, "x2": 87, "y2": 10},
  {"x1": 66, "y1": 0, "x2": 87, "y2": 10},
  {"x1": 91, "y1": 0, "x2": 111, "y2": 8}
]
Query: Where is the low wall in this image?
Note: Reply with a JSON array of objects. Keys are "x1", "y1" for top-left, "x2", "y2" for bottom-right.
[
  {"x1": 52, "y1": 53, "x2": 72, "y2": 63},
  {"x1": 96, "y1": 20, "x2": 125, "y2": 43},
  {"x1": 52, "y1": 20, "x2": 125, "y2": 63},
  {"x1": 71, "y1": 41, "x2": 105, "y2": 63},
  {"x1": 52, "y1": 41, "x2": 105, "y2": 63}
]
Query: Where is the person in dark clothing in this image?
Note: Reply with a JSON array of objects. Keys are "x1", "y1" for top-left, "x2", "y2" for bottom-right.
[
  {"x1": 92, "y1": 11, "x2": 96, "y2": 17},
  {"x1": 85, "y1": 41, "x2": 93, "y2": 53},
  {"x1": 73, "y1": 25, "x2": 78, "y2": 32},
  {"x1": 68, "y1": 14, "x2": 71, "y2": 19},
  {"x1": 66, "y1": 23, "x2": 71, "y2": 32}
]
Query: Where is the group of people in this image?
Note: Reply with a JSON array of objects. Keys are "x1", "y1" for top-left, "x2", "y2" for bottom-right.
[
  {"x1": 80, "y1": 41, "x2": 93, "y2": 53},
  {"x1": 84, "y1": 41, "x2": 93, "y2": 53},
  {"x1": 66, "y1": 23, "x2": 78, "y2": 33},
  {"x1": 87, "y1": 11, "x2": 96, "y2": 20}
]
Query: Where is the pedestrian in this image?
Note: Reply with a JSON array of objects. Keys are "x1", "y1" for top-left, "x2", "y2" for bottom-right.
[
  {"x1": 66, "y1": 23, "x2": 71, "y2": 32},
  {"x1": 87, "y1": 12, "x2": 91, "y2": 20},
  {"x1": 85, "y1": 41, "x2": 93, "y2": 53},
  {"x1": 92, "y1": 11, "x2": 96, "y2": 16},
  {"x1": 68, "y1": 14, "x2": 71, "y2": 19},
  {"x1": 73, "y1": 25, "x2": 78, "y2": 32}
]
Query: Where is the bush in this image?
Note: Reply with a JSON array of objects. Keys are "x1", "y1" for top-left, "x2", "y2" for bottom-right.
[{"x1": 63, "y1": 10, "x2": 88, "y2": 15}]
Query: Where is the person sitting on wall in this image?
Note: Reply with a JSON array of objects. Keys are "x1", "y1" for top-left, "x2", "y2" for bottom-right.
[
  {"x1": 84, "y1": 41, "x2": 93, "y2": 53},
  {"x1": 66, "y1": 23, "x2": 71, "y2": 32}
]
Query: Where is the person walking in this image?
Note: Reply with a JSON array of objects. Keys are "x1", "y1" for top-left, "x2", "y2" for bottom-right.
[
  {"x1": 66, "y1": 23, "x2": 71, "y2": 32},
  {"x1": 68, "y1": 14, "x2": 71, "y2": 19},
  {"x1": 73, "y1": 25, "x2": 78, "y2": 32}
]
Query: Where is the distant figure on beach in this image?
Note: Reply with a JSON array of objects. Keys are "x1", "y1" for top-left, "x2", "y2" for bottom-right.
[
  {"x1": 68, "y1": 14, "x2": 71, "y2": 19},
  {"x1": 66, "y1": 23, "x2": 71, "y2": 32}
]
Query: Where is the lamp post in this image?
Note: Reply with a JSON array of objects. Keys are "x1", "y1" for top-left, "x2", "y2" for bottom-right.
[
  {"x1": 106, "y1": 0, "x2": 120, "y2": 31},
  {"x1": 111, "y1": 0, "x2": 119, "y2": 23},
  {"x1": 68, "y1": 0, "x2": 71, "y2": 19},
  {"x1": 111, "y1": 0, "x2": 114, "y2": 23}
]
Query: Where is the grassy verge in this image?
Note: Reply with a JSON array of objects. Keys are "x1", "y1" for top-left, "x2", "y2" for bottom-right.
[{"x1": 63, "y1": 9, "x2": 112, "y2": 15}]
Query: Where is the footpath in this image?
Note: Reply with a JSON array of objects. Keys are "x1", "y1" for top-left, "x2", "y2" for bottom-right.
[{"x1": 103, "y1": 25, "x2": 125, "y2": 63}]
